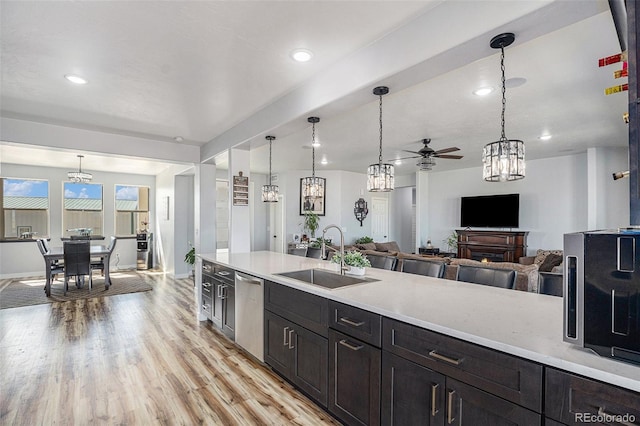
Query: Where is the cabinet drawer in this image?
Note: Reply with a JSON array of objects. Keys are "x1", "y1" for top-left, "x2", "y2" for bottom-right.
[
  {"x1": 329, "y1": 301, "x2": 381, "y2": 347},
  {"x1": 545, "y1": 368, "x2": 640, "y2": 425},
  {"x1": 201, "y1": 294, "x2": 212, "y2": 320},
  {"x1": 201, "y1": 274, "x2": 214, "y2": 297},
  {"x1": 202, "y1": 261, "x2": 214, "y2": 275},
  {"x1": 265, "y1": 281, "x2": 328, "y2": 337},
  {"x1": 213, "y1": 264, "x2": 234, "y2": 284},
  {"x1": 382, "y1": 318, "x2": 542, "y2": 412}
]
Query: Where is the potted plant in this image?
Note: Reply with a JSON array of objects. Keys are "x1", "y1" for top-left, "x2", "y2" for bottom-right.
[
  {"x1": 354, "y1": 236, "x2": 374, "y2": 244},
  {"x1": 443, "y1": 231, "x2": 458, "y2": 253},
  {"x1": 303, "y1": 211, "x2": 320, "y2": 239},
  {"x1": 184, "y1": 243, "x2": 196, "y2": 281},
  {"x1": 331, "y1": 250, "x2": 371, "y2": 276}
]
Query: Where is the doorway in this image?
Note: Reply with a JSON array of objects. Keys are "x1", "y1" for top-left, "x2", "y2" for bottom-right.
[
  {"x1": 269, "y1": 194, "x2": 285, "y2": 253},
  {"x1": 371, "y1": 197, "x2": 389, "y2": 242}
]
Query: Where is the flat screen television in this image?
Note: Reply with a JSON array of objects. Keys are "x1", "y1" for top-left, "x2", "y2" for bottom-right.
[{"x1": 460, "y1": 193, "x2": 519, "y2": 228}]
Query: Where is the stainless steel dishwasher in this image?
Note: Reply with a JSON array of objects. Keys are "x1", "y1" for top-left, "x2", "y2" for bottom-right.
[{"x1": 234, "y1": 271, "x2": 264, "y2": 362}]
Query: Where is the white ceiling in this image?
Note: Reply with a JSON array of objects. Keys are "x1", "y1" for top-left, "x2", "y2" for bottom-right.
[{"x1": 0, "y1": 0, "x2": 629, "y2": 177}]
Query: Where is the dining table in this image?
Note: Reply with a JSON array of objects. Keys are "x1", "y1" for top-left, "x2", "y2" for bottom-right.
[{"x1": 43, "y1": 245, "x2": 112, "y2": 296}]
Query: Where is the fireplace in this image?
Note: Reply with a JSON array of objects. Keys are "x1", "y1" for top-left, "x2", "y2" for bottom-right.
[{"x1": 470, "y1": 252, "x2": 504, "y2": 262}]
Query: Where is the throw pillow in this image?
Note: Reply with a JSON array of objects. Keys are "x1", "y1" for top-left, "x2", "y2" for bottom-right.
[
  {"x1": 533, "y1": 249, "x2": 563, "y2": 266},
  {"x1": 539, "y1": 253, "x2": 563, "y2": 272}
]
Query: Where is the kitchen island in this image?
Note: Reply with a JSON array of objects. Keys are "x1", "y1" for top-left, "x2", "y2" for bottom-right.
[{"x1": 199, "y1": 251, "x2": 639, "y2": 424}]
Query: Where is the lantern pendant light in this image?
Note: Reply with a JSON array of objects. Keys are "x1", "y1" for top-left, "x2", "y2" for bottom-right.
[
  {"x1": 68, "y1": 154, "x2": 92, "y2": 183},
  {"x1": 482, "y1": 33, "x2": 525, "y2": 182},
  {"x1": 367, "y1": 86, "x2": 394, "y2": 192},
  {"x1": 301, "y1": 117, "x2": 325, "y2": 200},
  {"x1": 262, "y1": 136, "x2": 279, "y2": 202}
]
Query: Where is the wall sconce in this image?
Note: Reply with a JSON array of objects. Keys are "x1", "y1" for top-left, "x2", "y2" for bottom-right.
[
  {"x1": 613, "y1": 170, "x2": 630, "y2": 180},
  {"x1": 354, "y1": 198, "x2": 368, "y2": 226}
]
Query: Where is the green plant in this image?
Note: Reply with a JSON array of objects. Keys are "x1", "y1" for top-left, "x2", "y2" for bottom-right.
[
  {"x1": 309, "y1": 237, "x2": 332, "y2": 249},
  {"x1": 184, "y1": 244, "x2": 196, "y2": 266},
  {"x1": 303, "y1": 211, "x2": 320, "y2": 238},
  {"x1": 443, "y1": 231, "x2": 458, "y2": 252},
  {"x1": 331, "y1": 250, "x2": 371, "y2": 268},
  {"x1": 354, "y1": 236, "x2": 374, "y2": 244}
]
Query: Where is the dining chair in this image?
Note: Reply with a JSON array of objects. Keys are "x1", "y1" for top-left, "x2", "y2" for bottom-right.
[
  {"x1": 367, "y1": 254, "x2": 397, "y2": 270},
  {"x1": 92, "y1": 236, "x2": 117, "y2": 276},
  {"x1": 401, "y1": 258, "x2": 445, "y2": 278},
  {"x1": 288, "y1": 247, "x2": 308, "y2": 257},
  {"x1": 63, "y1": 241, "x2": 92, "y2": 294},
  {"x1": 306, "y1": 247, "x2": 323, "y2": 259},
  {"x1": 456, "y1": 264, "x2": 516, "y2": 289},
  {"x1": 37, "y1": 238, "x2": 64, "y2": 283},
  {"x1": 538, "y1": 272, "x2": 563, "y2": 297}
]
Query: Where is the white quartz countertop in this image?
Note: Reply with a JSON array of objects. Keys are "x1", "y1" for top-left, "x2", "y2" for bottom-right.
[{"x1": 200, "y1": 251, "x2": 640, "y2": 393}]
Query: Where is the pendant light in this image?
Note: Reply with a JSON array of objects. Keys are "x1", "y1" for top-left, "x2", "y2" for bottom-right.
[
  {"x1": 482, "y1": 33, "x2": 525, "y2": 182},
  {"x1": 301, "y1": 117, "x2": 325, "y2": 200},
  {"x1": 367, "y1": 86, "x2": 394, "y2": 192},
  {"x1": 67, "y1": 154, "x2": 92, "y2": 183},
  {"x1": 262, "y1": 136, "x2": 279, "y2": 202}
]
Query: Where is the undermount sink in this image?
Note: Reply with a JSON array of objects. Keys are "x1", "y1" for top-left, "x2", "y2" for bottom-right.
[{"x1": 275, "y1": 269, "x2": 378, "y2": 289}]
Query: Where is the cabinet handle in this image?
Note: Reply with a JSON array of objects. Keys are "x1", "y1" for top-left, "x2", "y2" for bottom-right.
[
  {"x1": 202, "y1": 282, "x2": 211, "y2": 289},
  {"x1": 288, "y1": 329, "x2": 295, "y2": 349},
  {"x1": 220, "y1": 285, "x2": 227, "y2": 299},
  {"x1": 429, "y1": 350, "x2": 463, "y2": 366},
  {"x1": 283, "y1": 327, "x2": 289, "y2": 346},
  {"x1": 447, "y1": 390, "x2": 456, "y2": 424},
  {"x1": 216, "y1": 271, "x2": 231, "y2": 276},
  {"x1": 431, "y1": 383, "x2": 440, "y2": 417},
  {"x1": 597, "y1": 406, "x2": 629, "y2": 422},
  {"x1": 339, "y1": 317, "x2": 365, "y2": 327},
  {"x1": 339, "y1": 339, "x2": 364, "y2": 351},
  {"x1": 202, "y1": 303, "x2": 209, "y2": 312}
]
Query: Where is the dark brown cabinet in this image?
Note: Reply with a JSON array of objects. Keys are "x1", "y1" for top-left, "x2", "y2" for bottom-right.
[
  {"x1": 456, "y1": 229, "x2": 528, "y2": 262},
  {"x1": 328, "y1": 329, "x2": 381, "y2": 426},
  {"x1": 264, "y1": 310, "x2": 328, "y2": 406},
  {"x1": 381, "y1": 351, "x2": 445, "y2": 425},
  {"x1": 545, "y1": 368, "x2": 640, "y2": 425},
  {"x1": 264, "y1": 282, "x2": 329, "y2": 407},
  {"x1": 202, "y1": 261, "x2": 235, "y2": 339}
]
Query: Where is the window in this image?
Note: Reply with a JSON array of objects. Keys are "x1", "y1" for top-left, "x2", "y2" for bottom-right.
[
  {"x1": 115, "y1": 185, "x2": 149, "y2": 236},
  {"x1": 1, "y1": 178, "x2": 49, "y2": 239},
  {"x1": 63, "y1": 182, "x2": 103, "y2": 237}
]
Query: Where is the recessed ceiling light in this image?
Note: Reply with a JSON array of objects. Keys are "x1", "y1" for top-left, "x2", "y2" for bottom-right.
[
  {"x1": 539, "y1": 134, "x2": 552, "y2": 141},
  {"x1": 320, "y1": 158, "x2": 328, "y2": 165},
  {"x1": 64, "y1": 74, "x2": 87, "y2": 85},
  {"x1": 395, "y1": 159, "x2": 402, "y2": 165},
  {"x1": 473, "y1": 86, "x2": 494, "y2": 96},
  {"x1": 290, "y1": 49, "x2": 313, "y2": 62},
  {"x1": 312, "y1": 141, "x2": 321, "y2": 148},
  {"x1": 174, "y1": 136, "x2": 184, "y2": 142}
]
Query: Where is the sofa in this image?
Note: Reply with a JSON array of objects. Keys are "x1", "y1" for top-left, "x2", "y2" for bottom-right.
[{"x1": 331, "y1": 241, "x2": 541, "y2": 292}]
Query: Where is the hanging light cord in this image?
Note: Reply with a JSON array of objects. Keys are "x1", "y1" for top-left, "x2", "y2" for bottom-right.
[
  {"x1": 378, "y1": 93, "x2": 383, "y2": 165},
  {"x1": 268, "y1": 139, "x2": 272, "y2": 186},
  {"x1": 311, "y1": 121, "x2": 316, "y2": 178},
  {"x1": 500, "y1": 45, "x2": 507, "y2": 142}
]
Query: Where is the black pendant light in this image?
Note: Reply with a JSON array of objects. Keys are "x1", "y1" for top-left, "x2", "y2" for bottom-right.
[
  {"x1": 261, "y1": 136, "x2": 279, "y2": 202},
  {"x1": 482, "y1": 33, "x2": 525, "y2": 182},
  {"x1": 367, "y1": 86, "x2": 394, "y2": 191}
]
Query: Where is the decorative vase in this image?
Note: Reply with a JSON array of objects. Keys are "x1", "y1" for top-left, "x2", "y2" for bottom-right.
[{"x1": 346, "y1": 266, "x2": 365, "y2": 276}]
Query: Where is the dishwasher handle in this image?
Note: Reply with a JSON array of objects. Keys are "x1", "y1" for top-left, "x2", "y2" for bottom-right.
[{"x1": 235, "y1": 272, "x2": 263, "y2": 285}]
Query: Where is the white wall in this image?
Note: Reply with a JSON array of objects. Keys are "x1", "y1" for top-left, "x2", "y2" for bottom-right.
[
  {"x1": 251, "y1": 173, "x2": 269, "y2": 251},
  {"x1": 0, "y1": 162, "x2": 154, "y2": 278},
  {"x1": 421, "y1": 151, "x2": 629, "y2": 256}
]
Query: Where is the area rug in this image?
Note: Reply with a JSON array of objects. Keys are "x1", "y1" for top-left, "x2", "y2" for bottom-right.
[{"x1": 0, "y1": 272, "x2": 153, "y2": 309}]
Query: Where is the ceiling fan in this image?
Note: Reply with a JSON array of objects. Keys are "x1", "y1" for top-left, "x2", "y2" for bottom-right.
[{"x1": 394, "y1": 139, "x2": 463, "y2": 170}]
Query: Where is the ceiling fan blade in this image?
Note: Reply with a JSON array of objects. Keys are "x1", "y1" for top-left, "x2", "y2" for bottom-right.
[
  {"x1": 387, "y1": 155, "x2": 421, "y2": 161},
  {"x1": 435, "y1": 154, "x2": 464, "y2": 159},
  {"x1": 434, "y1": 147, "x2": 460, "y2": 154},
  {"x1": 401, "y1": 150, "x2": 422, "y2": 155}
]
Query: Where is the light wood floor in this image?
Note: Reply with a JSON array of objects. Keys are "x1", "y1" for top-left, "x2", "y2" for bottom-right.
[{"x1": 0, "y1": 272, "x2": 341, "y2": 425}]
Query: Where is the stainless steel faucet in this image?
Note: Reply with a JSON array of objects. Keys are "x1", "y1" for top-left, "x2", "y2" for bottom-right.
[{"x1": 321, "y1": 224, "x2": 348, "y2": 275}]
